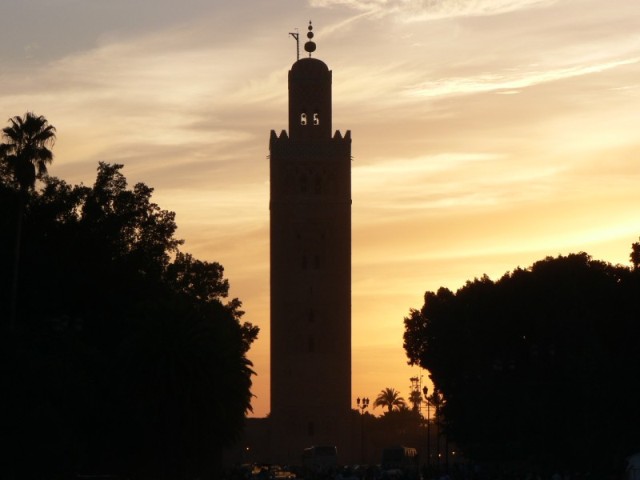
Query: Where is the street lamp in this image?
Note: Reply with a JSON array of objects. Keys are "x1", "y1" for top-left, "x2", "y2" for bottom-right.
[
  {"x1": 357, "y1": 397, "x2": 369, "y2": 414},
  {"x1": 356, "y1": 397, "x2": 369, "y2": 464},
  {"x1": 423, "y1": 386, "x2": 430, "y2": 471}
]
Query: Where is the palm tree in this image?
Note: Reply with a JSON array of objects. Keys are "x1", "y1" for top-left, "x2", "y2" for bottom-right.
[
  {"x1": 1, "y1": 112, "x2": 56, "y2": 327},
  {"x1": 373, "y1": 387, "x2": 406, "y2": 413},
  {"x1": 2, "y1": 112, "x2": 56, "y2": 191}
]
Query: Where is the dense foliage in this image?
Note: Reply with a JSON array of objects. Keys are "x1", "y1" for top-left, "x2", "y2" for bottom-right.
[
  {"x1": 0, "y1": 160, "x2": 258, "y2": 479},
  {"x1": 404, "y1": 250, "x2": 640, "y2": 474}
]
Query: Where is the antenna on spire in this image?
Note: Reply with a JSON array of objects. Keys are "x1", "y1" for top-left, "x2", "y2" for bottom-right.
[{"x1": 289, "y1": 29, "x2": 300, "y2": 61}]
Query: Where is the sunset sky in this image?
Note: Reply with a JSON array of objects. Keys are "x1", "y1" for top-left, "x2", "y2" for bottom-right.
[{"x1": 2, "y1": 0, "x2": 639, "y2": 417}]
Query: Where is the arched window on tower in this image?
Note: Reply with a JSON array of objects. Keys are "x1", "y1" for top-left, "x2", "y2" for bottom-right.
[
  {"x1": 300, "y1": 112, "x2": 308, "y2": 125},
  {"x1": 313, "y1": 112, "x2": 320, "y2": 125}
]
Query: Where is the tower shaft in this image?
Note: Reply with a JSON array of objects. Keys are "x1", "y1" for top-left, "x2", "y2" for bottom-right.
[{"x1": 269, "y1": 53, "x2": 352, "y2": 464}]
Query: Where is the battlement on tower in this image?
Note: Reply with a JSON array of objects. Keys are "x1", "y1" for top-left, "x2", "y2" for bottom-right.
[
  {"x1": 270, "y1": 129, "x2": 351, "y2": 141},
  {"x1": 269, "y1": 129, "x2": 351, "y2": 159}
]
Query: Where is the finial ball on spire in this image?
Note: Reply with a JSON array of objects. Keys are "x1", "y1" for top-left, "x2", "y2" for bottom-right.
[{"x1": 304, "y1": 20, "x2": 316, "y2": 55}]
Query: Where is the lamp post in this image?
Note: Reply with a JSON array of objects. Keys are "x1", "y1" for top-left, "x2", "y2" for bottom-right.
[
  {"x1": 356, "y1": 397, "x2": 369, "y2": 464},
  {"x1": 423, "y1": 386, "x2": 430, "y2": 471}
]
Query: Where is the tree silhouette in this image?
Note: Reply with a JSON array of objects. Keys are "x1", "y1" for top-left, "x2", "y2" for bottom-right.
[
  {"x1": 631, "y1": 238, "x2": 640, "y2": 270},
  {"x1": 404, "y1": 250, "x2": 640, "y2": 474},
  {"x1": 114, "y1": 300, "x2": 255, "y2": 479},
  {"x1": 0, "y1": 162, "x2": 258, "y2": 479},
  {"x1": 374, "y1": 387, "x2": 407, "y2": 413},
  {"x1": 0, "y1": 112, "x2": 56, "y2": 327}
]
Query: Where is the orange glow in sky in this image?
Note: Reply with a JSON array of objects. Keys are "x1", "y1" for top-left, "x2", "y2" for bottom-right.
[{"x1": 2, "y1": 0, "x2": 639, "y2": 417}]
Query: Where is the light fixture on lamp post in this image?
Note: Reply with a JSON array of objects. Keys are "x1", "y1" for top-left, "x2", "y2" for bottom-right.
[
  {"x1": 357, "y1": 396, "x2": 369, "y2": 414},
  {"x1": 356, "y1": 397, "x2": 369, "y2": 464}
]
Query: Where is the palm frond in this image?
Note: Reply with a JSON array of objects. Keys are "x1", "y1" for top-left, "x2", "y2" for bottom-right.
[{"x1": 0, "y1": 112, "x2": 56, "y2": 190}]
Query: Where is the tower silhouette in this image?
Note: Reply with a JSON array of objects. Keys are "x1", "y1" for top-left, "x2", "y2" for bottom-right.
[{"x1": 269, "y1": 22, "x2": 352, "y2": 464}]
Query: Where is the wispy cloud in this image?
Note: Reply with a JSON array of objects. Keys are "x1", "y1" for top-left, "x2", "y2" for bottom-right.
[
  {"x1": 407, "y1": 57, "x2": 640, "y2": 97},
  {"x1": 311, "y1": 0, "x2": 557, "y2": 20},
  {"x1": 352, "y1": 152, "x2": 562, "y2": 221}
]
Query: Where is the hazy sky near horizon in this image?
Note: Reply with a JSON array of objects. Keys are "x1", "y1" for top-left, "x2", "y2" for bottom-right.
[{"x1": 2, "y1": 0, "x2": 639, "y2": 417}]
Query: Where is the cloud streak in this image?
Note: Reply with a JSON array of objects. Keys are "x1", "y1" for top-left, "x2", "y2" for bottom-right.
[
  {"x1": 311, "y1": 0, "x2": 558, "y2": 20},
  {"x1": 408, "y1": 57, "x2": 640, "y2": 98}
]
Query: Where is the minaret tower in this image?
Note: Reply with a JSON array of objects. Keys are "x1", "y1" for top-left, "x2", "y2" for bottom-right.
[{"x1": 269, "y1": 22, "x2": 352, "y2": 463}]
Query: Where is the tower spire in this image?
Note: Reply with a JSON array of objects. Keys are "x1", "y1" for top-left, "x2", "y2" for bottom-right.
[{"x1": 304, "y1": 20, "x2": 316, "y2": 57}]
